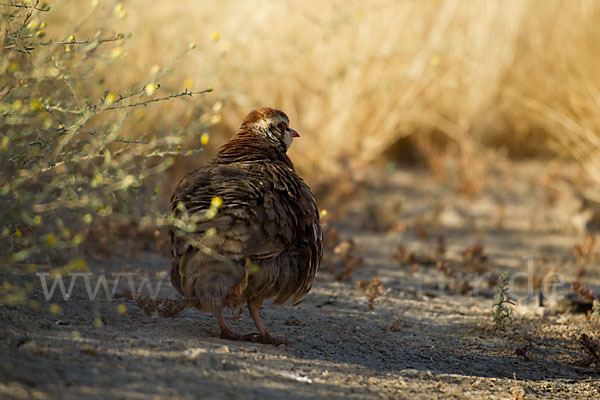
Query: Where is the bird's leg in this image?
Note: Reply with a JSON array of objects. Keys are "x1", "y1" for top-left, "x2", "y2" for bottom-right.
[
  {"x1": 245, "y1": 300, "x2": 285, "y2": 346},
  {"x1": 213, "y1": 307, "x2": 241, "y2": 341}
]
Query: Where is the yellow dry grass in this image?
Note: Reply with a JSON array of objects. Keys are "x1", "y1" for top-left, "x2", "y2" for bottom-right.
[{"x1": 47, "y1": 0, "x2": 600, "y2": 183}]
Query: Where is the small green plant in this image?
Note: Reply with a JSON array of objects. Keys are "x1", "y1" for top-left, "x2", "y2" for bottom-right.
[{"x1": 492, "y1": 271, "x2": 514, "y2": 329}]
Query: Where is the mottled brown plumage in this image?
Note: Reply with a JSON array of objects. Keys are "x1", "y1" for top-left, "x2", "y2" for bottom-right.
[{"x1": 169, "y1": 108, "x2": 322, "y2": 344}]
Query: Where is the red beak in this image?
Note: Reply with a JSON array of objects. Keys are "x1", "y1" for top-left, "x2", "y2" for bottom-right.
[{"x1": 289, "y1": 128, "x2": 300, "y2": 138}]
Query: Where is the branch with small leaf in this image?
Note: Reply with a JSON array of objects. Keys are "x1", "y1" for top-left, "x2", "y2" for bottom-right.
[{"x1": 492, "y1": 271, "x2": 515, "y2": 329}]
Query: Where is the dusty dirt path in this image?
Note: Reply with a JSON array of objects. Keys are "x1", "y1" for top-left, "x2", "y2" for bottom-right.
[{"x1": 2, "y1": 161, "x2": 599, "y2": 399}]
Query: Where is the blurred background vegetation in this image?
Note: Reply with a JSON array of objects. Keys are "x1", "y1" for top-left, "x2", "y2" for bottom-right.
[
  {"x1": 40, "y1": 0, "x2": 600, "y2": 175},
  {"x1": 66, "y1": 0, "x2": 600, "y2": 175},
  {"x1": 2, "y1": 0, "x2": 600, "y2": 305}
]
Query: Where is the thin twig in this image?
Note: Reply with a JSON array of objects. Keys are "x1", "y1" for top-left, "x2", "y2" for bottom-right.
[
  {"x1": 154, "y1": 46, "x2": 194, "y2": 82},
  {"x1": 42, "y1": 107, "x2": 66, "y2": 130},
  {"x1": 45, "y1": 104, "x2": 82, "y2": 114},
  {"x1": 61, "y1": 76, "x2": 82, "y2": 110},
  {"x1": 37, "y1": 36, "x2": 123, "y2": 46},
  {"x1": 39, "y1": 146, "x2": 196, "y2": 173},
  {"x1": 101, "y1": 87, "x2": 145, "y2": 107},
  {"x1": 55, "y1": 59, "x2": 83, "y2": 110},
  {"x1": 105, "y1": 88, "x2": 212, "y2": 110},
  {"x1": 114, "y1": 138, "x2": 150, "y2": 145},
  {"x1": 0, "y1": 2, "x2": 50, "y2": 12},
  {"x1": 71, "y1": 0, "x2": 99, "y2": 32}
]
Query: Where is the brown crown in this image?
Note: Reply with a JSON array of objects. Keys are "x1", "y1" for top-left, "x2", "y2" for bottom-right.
[{"x1": 240, "y1": 107, "x2": 288, "y2": 128}]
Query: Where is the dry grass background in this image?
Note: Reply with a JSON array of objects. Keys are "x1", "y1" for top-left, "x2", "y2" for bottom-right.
[{"x1": 46, "y1": 0, "x2": 600, "y2": 183}]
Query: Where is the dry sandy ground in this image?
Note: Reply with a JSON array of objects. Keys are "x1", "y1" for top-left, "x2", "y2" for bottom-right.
[{"x1": 1, "y1": 161, "x2": 600, "y2": 399}]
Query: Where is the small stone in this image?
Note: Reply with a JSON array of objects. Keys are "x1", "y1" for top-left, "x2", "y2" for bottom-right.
[
  {"x1": 183, "y1": 347, "x2": 207, "y2": 360},
  {"x1": 216, "y1": 345, "x2": 230, "y2": 353}
]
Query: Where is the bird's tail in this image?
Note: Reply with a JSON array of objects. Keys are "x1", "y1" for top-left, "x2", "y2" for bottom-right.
[{"x1": 184, "y1": 254, "x2": 245, "y2": 312}]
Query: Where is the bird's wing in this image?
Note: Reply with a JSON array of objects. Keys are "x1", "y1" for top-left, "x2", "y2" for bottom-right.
[
  {"x1": 288, "y1": 181, "x2": 323, "y2": 305},
  {"x1": 169, "y1": 161, "x2": 322, "y2": 302},
  {"x1": 169, "y1": 163, "x2": 298, "y2": 263}
]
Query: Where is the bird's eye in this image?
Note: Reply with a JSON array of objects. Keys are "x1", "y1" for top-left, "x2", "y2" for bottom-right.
[{"x1": 277, "y1": 122, "x2": 287, "y2": 132}]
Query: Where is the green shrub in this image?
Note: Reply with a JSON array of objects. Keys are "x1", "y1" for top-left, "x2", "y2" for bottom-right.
[{"x1": 0, "y1": 1, "x2": 215, "y2": 305}]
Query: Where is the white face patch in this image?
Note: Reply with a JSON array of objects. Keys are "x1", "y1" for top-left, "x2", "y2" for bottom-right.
[
  {"x1": 283, "y1": 129, "x2": 293, "y2": 149},
  {"x1": 249, "y1": 114, "x2": 292, "y2": 150}
]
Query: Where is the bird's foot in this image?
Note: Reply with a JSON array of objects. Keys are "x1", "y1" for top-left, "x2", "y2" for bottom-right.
[
  {"x1": 242, "y1": 332, "x2": 287, "y2": 346},
  {"x1": 219, "y1": 328, "x2": 242, "y2": 341}
]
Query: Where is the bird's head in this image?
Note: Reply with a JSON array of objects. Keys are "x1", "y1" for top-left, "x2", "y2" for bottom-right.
[{"x1": 239, "y1": 107, "x2": 300, "y2": 153}]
